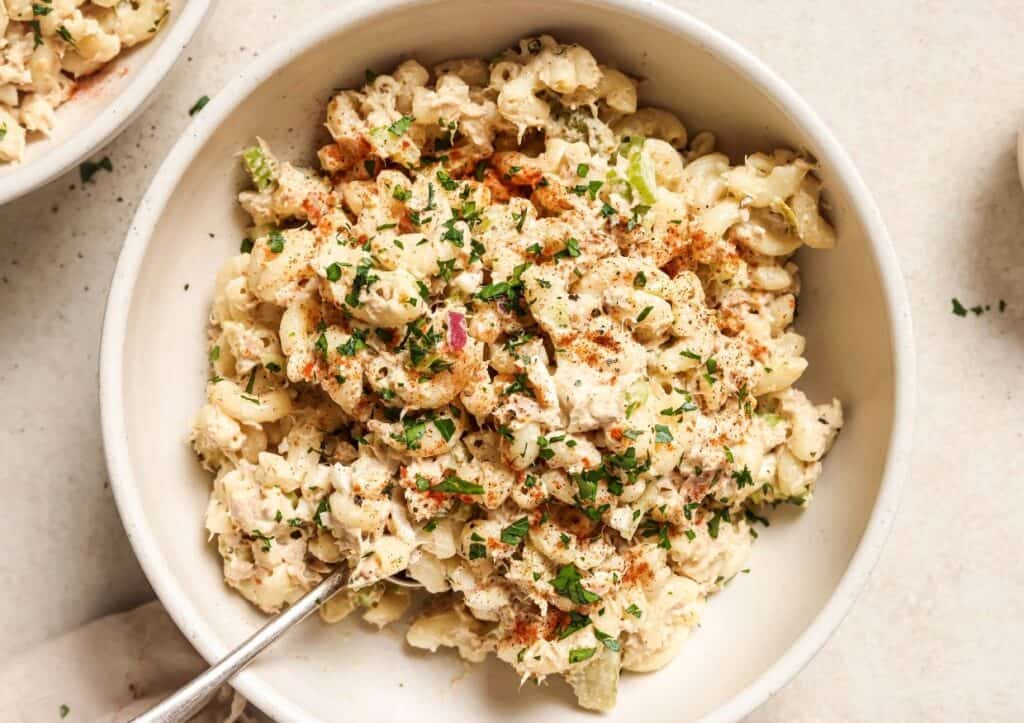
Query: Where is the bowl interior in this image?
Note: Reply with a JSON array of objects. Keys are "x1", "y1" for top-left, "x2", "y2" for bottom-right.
[
  {"x1": 109, "y1": 1, "x2": 899, "y2": 721},
  {"x1": 0, "y1": 0, "x2": 199, "y2": 198}
]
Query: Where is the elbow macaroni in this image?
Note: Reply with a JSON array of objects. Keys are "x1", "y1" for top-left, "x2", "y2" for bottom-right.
[{"x1": 189, "y1": 35, "x2": 843, "y2": 712}]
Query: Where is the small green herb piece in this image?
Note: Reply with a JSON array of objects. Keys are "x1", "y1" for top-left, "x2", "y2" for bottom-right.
[
  {"x1": 654, "y1": 424, "x2": 674, "y2": 443},
  {"x1": 576, "y1": 163, "x2": 589, "y2": 177},
  {"x1": 633, "y1": 271, "x2": 647, "y2": 288},
  {"x1": 188, "y1": 95, "x2": 210, "y2": 116},
  {"x1": 267, "y1": 230, "x2": 285, "y2": 253},
  {"x1": 503, "y1": 373, "x2": 534, "y2": 398},
  {"x1": 625, "y1": 604, "x2": 642, "y2": 618},
  {"x1": 249, "y1": 529, "x2": 274, "y2": 552},
  {"x1": 557, "y1": 611, "x2": 592, "y2": 639},
  {"x1": 636, "y1": 305, "x2": 653, "y2": 322},
  {"x1": 59, "y1": 704, "x2": 70, "y2": 719},
  {"x1": 433, "y1": 417, "x2": 456, "y2": 442},
  {"x1": 560, "y1": 237, "x2": 581, "y2": 258},
  {"x1": 208, "y1": 345, "x2": 220, "y2": 362},
  {"x1": 468, "y1": 542, "x2": 487, "y2": 559},
  {"x1": 345, "y1": 257, "x2": 378, "y2": 307},
  {"x1": 433, "y1": 476, "x2": 484, "y2": 495},
  {"x1": 387, "y1": 115, "x2": 414, "y2": 136},
  {"x1": 392, "y1": 185, "x2": 411, "y2": 201},
  {"x1": 951, "y1": 298, "x2": 967, "y2": 317},
  {"x1": 30, "y1": 19, "x2": 43, "y2": 48},
  {"x1": 336, "y1": 329, "x2": 367, "y2": 356},
  {"x1": 731, "y1": 466, "x2": 753, "y2": 488},
  {"x1": 436, "y1": 258, "x2": 458, "y2": 281},
  {"x1": 240, "y1": 238, "x2": 254, "y2": 253},
  {"x1": 56, "y1": 25, "x2": 75, "y2": 46},
  {"x1": 500, "y1": 517, "x2": 530, "y2": 545},
  {"x1": 568, "y1": 647, "x2": 597, "y2": 664},
  {"x1": 594, "y1": 628, "x2": 621, "y2": 652},
  {"x1": 550, "y1": 563, "x2": 601, "y2": 606},
  {"x1": 325, "y1": 262, "x2": 342, "y2": 282},
  {"x1": 436, "y1": 168, "x2": 458, "y2": 191}
]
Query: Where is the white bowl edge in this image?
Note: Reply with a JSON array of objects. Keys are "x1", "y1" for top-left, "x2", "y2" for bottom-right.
[
  {"x1": 0, "y1": 0, "x2": 214, "y2": 206},
  {"x1": 99, "y1": 1, "x2": 916, "y2": 721}
]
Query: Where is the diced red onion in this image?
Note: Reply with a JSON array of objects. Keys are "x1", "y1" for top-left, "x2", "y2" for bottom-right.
[{"x1": 448, "y1": 311, "x2": 467, "y2": 350}]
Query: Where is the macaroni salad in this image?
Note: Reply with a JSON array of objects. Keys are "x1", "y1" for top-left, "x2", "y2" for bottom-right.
[
  {"x1": 190, "y1": 36, "x2": 843, "y2": 710},
  {"x1": 0, "y1": 0, "x2": 169, "y2": 163}
]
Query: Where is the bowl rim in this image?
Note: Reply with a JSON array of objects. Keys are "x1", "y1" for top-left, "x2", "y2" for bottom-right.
[
  {"x1": 99, "y1": 1, "x2": 915, "y2": 720},
  {"x1": 0, "y1": 0, "x2": 214, "y2": 206}
]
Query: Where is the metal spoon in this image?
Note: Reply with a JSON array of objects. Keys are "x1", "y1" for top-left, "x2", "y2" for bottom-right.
[{"x1": 130, "y1": 569, "x2": 421, "y2": 722}]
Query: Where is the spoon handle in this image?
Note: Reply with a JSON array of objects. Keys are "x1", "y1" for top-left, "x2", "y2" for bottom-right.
[{"x1": 130, "y1": 567, "x2": 350, "y2": 723}]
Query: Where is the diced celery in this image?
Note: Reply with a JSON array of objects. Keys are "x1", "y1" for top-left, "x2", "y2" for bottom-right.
[
  {"x1": 771, "y1": 198, "x2": 800, "y2": 235},
  {"x1": 242, "y1": 146, "x2": 274, "y2": 191},
  {"x1": 626, "y1": 142, "x2": 657, "y2": 205}
]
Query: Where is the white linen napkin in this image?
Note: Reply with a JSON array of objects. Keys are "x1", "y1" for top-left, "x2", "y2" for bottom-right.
[{"x1": 0, "y1": 602, "x2": 270, "y2": 723}]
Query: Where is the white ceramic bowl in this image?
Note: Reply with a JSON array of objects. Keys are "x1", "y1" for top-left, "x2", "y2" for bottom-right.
[
  {"x1": 0, "y1": 0, "x2": 212, "y2": 206},
  {"x1": 100, "y1": 1, "x2": 914, "y2": 720}
]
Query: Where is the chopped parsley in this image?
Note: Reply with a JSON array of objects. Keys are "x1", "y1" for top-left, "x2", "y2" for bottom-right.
[
  {"x1": 576, "y1": 163, "x2": 589, "y2": 177},
  {"x1": 433, "y1": 417, "x2": 456, "y2": 441},
  {"x1": 325, "y1": 262, "x2": 342, "y2": 282},
  {"x1": 731, "y1": 466, "x2": 754, "y2": 488},
  {"x1": 594, "y1": 628, "x2": 621, "y2": 652},
  {"x1": 336, "y1": 329, "x2": 367, "y2": 356},
  {"x1": 550, "y1": 563, "x2": 601, "y2": 606},
  {"x1": 32, "y1": 3, "x2": 53, "y2": 15},
  {"x1": 653, "y1": 424, "x2": 674, "y2": 443},
  {"x1": 188, "y1": 95, "x2": 210, "y2": 116},
  {"x1": 436, "y1": 258, "x2": 459, "y2": 282},
  {"x1": 59, "y1": 704, "x2": 70, "y2": 719},
  {"x1": 267, "y1": 230, "x2": 285, "y2": 253},
  {"x1": 345, "y1": 257, "x2": 378, "y2": 307},
  {"x1": 436, "y1": 168, "x2": 458, "y2": 190},
  {"x1": 556, "y1": 237, "x2": 581, "y2": 259},
  {"x1": 707, "y1": 508, "x2": 730, "y2": 539},
  {"x1": 249, "y1": 529, "x2": 274, "y2": 552},
  {"x1": 625, "y1": 604, "x2": 642, "y2": 618},
  {"x1": 432, "y1": 476, "x2": 484, "y2": 495},
  {"x1": 951, "y1": 298, "x2": 967, "y2": 316},
  {"x1": 633, "y1": 271, "x2": 647, "y2": 288},
  {"x1": 568, "y1": 647, "x2": 597, "y2": 664},
  {"x1": 503, "y1": 373, "x2": 534, "y2": 397},
  {"x1": 391, "y1": 417, "x2": 428, "y2": 449},
  {"x1": 56, "y1": 25, "x2": 75, "y2": 46},
  {"x1": 240, "y1": 238, "x2": 254, "y2": 253},
  {"x1": 557, "y1": 611, "x2": 591, "y2": 639},
  {"x1": 387, "y1": 115, "x2": 414, "y2": 136},
  {"x1": 636, "y1": 305, "x2": 654, "y2": 322},
  {"x1": 500, "y1": 517, "x2": 530, "y2": 545}
]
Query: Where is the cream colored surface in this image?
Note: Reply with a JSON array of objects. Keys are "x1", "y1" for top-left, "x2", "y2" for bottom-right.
[{"x1": 0, "y1": 2, "x2": 1019, "y2": 722}]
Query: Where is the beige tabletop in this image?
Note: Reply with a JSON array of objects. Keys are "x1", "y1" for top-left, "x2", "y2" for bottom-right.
[{"x1": 1, "y1": 1, "x2": 1021, "y2": 720}]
